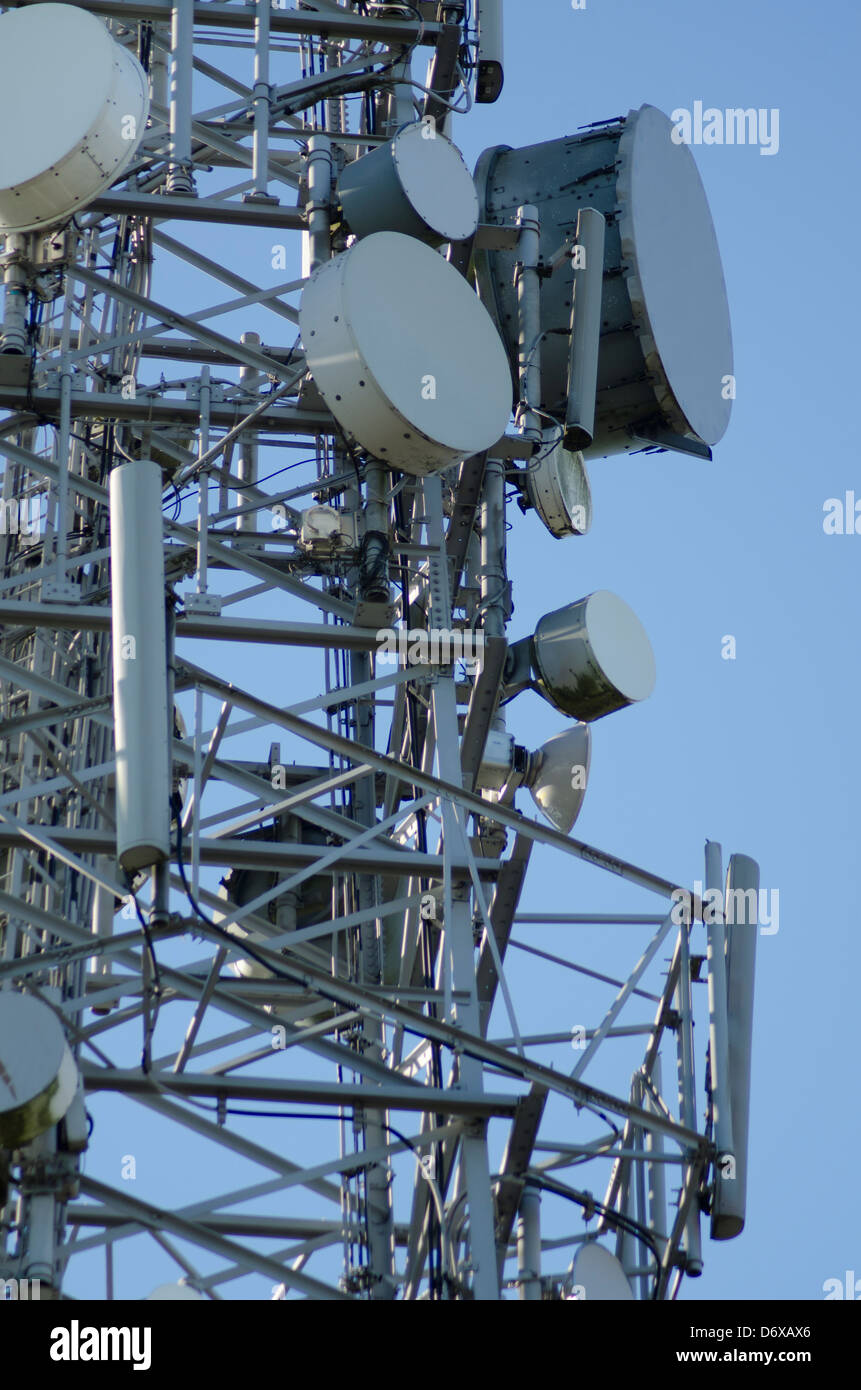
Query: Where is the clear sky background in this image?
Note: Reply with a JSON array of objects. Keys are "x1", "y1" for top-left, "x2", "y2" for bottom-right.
[
  {"x1": 63, "y1": 0, "x2": 860, "y2": 1301},
  {"x1": 458, "y1": 0, "x2": 860, "y2": 1302}
]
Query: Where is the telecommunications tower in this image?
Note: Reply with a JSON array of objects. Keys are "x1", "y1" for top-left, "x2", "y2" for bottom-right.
[{"x1": 0, "y1": 0, "x2": 758, "y2": 1301}]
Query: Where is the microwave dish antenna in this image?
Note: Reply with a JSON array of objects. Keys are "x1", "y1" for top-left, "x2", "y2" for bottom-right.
[
  {"x1": 474, "y1": 105, "x2": 733, "y2": 461},
  {"x1": 0, "y1": 3, "x2": 149, "y2": 233}
]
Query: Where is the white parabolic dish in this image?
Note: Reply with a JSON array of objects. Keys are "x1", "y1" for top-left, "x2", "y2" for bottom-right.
[
  {"x1": 391, "y1": 123, "x2": 479, "y2": 242},
  {"x1": 530, "y1": 723, "x2": 592, "y2": 833},
  {"x1": 0, "y1": 992, "x2": 78, "y2": 1147},
  {"x1": 527, "y1": 436, "x2": 592, "y2": 538},
  {"x1": 147, "y1": 1284, "x2": 206, "y2": 1301},
  {"x1": 570, "y1": 1242, "x2": 634, "y2": 1300},
  {"x1": 617, "y1": 104, "x2": 734, "y2": 446},
  {"x1": 582, "y1": 590, "x2": 656, "y2": 705},
  {"x1": 300, "y1": 232, "x2": 513, "y2": 475},
  {"x1": 0, "y1": 3, "x2": 150, "y2": 233},
  {"x1": 534, "y1": 590, "x2": 656, "y2": 721},
  {"x1": 337, "y1": 122, "x2": 479, "y2": 245}
]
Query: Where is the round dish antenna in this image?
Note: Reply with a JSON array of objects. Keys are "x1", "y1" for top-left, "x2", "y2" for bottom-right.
[
  {"x1": 474, "y1": 105, "x2": 733, "y2": 460},
  {"x1": 337, "y1": 122, "x2": 479, "y2": 246},
  {"x1": 570, "y1": 1242, "x2": 634, "y2": 1301},
  {"x1": 526, "y1": 434, "x2": 592, "y2": 538},
  {"x1": 0, "y1": 3, "x2": 150, "y2": 233},
  {"x1": 533, "y1": 590, "x2": 656, "y2": 721},
  {"x1": 300, "y1": 231, "x2": 512, "y2": 474},
  {"x1": 0, "y1": 993, "x2": 78, "y2": 1147}
]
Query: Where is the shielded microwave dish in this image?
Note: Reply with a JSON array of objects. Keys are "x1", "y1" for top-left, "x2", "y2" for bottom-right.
[
  {"x1": 474, "y1": 105, "x2": 733, "y2": 459},
  {"x1": 300, "y1": 231, "x2": 513, "y2": 474},
  {"x1": 0, "y1": 2, "x2": 150, "y2": 233},
  {"x1": 337, "y1": 122, "x2": 479, "y2": 246},
  {"x1": 533, "y1": 590, "x2": 656, "y2": 721}
]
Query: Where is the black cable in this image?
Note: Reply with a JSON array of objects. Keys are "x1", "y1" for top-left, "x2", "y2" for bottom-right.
[
  {"x1": 124, "y1": 874, "x2": 162, "y2": 1075},
  {"x1": 164, "y1": 453, "x2": 318, "y2": 517},
  {"x1": 25, "y1": 297, "x2": 50, "y2": 425},
  {"x1": 167, "y1": 479, "x2": 183, "y2": 521},
  {"x1": 357, "y1": 529, "x2": 389, "y2": 603},
  {"x1": 174, "y1": 815, "x2": 457, "y2": 1298},
  {"x1": 174, "y1": 824, "x2": 650, "y2": 1294},
  {"x1": 522, "y1": 1173, "x2": 662, "y2": 1300},
  {"x1": 138, "y1": 20, "x2": 152, "y2": 72},
  {"x1": 380, "y1": 1121, "x2": 453, "y2": 1301}
]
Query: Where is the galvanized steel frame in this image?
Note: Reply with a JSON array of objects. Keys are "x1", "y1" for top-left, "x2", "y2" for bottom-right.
[{"x1": 0, "y1": 0, "x2": 732, "y2": 1301}]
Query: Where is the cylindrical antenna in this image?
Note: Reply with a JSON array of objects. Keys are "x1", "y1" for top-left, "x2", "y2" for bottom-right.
[{"x1": 110, "y1": 460, "x2": 171, "y2": 873}]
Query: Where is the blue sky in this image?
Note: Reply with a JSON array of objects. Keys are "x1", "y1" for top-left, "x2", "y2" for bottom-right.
[
  {"x1": 459, "y1": 0, "x2": 860, "y2": 1301},
  {"x1": 63, "y1": 0, "x2": 860, "y2": 1300}
]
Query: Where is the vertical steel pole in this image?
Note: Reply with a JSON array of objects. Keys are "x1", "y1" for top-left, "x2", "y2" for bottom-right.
[
  {"x1": 249, "y1": 0, "x2": 272, "y2": 200},
  {"x1": 480, "y1": 458, "x2": 506, "y2": 640},
  {"x1": 20, "y1": 1129, "x2": 57, "y2": 1288},
  {"x1": 152, "y1": 600, "x2": 176, "y2": 928},
  {"x1": 168, "y1": 0, "x2": 195, "y2": 194},
  {"x1": 364, "y1": 460, "x2": 388, "y2": 538},
  {"x1": 383, "y1": 59, "x2": 415, "y2": 136},
  {"x1": 344, "y1": 458, "x2": 395, "y2": 1298},
  {"x1": 191, "y1": 688, "x2": 202, "y2": 898},
  {"x1": 306, "y1": 135, "x2": 333, "y2": 273},
  {"x1": 632, "y1": 1071, "x2": 650, "y2": 1299},
  {"x1": 517, "y1": 1187, "x2": 542, "y2": 1300},
  {"x1": 196, "y1": 363, "x2": 211, "y2": 595},
  {"x1": 349, "y1": 659, "x2": 396, "y2": 1298},
  {"x1": 515, "y1": 205, "x2": 542, "y2": 447},
  {"x1": 675, "y1": 918, "x2": 703, "y2": 1274},
  {"x1": 646, "y1": 1055, "x2": 667, "y2": 1286},
  {"x1": 48, "y1": 274, "x2": 76, "y2": 599},
  {"x1": 90, "y1": 850, "x2": 117, "y2": 1012},
  {"x1": 423, "y1": 474, "x2": 500, "y2": 1300},
  {"x1": 0, "y1": 233, "x2": 29, "y2": 354},
  {"x1": 616, "y1": 1146, "x2": 637, "y2": 1279},
  {"x1": 237, "y1": 333, "x2": 260, "y2": 534}
]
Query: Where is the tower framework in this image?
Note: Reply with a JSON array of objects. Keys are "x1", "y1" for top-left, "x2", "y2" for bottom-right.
[{"x1": 0, "y1": 0, "x2": 756, "y2": 1301}]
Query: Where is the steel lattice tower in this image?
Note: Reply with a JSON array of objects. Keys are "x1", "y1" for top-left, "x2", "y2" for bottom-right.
[{"x1": 0, "y1": 0, "x2": 757, "y2": 1301}]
